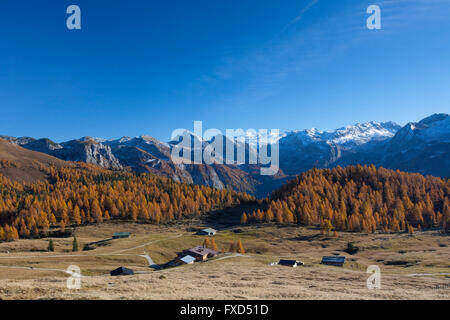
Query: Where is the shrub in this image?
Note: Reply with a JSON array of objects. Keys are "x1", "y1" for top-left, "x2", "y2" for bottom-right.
[{"x1": 344, "y1": 242, "x2": 359, "y2": 255}]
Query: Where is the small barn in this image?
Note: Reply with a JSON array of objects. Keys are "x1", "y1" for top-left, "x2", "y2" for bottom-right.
[
  {"x1": 321, "y1": 256, "x2": 345, "y2": 267},
  {"x1": 183, "y1": 246, "x2": 217, "y2": 262},
  {"x1": 113, "y1": 232, "x2": 131, "y2": 239},
  {"x1": 179, "y1": 255, "x2": 196, "y2": 265},
  {"x1": 197, "y1": 228, "x2": 217, "y2": 236},
  {"x1": 110, "y1": 266, "x2": 134, "y2": 276},
  {"x1": 278, "y1": 260, "x2": 298, "y2": 267}
]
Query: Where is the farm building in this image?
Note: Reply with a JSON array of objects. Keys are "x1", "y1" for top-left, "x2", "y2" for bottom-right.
[
  {"x1": 321, "y1": 256, "x2": 346, "y2": 267},
  {"x1": 112, "y1": 232, "x2": 131, "y2": 239},
  {"x1": 278, "y1": 260, "x2": 304, "y2": 267},
  {"x1": 179, "y1": 255, "x2": 196, "y2": 265},
  {"x1": 182, "y1": 246, "x2": 217, "y2": 262},
  {"x1": 197, "y1": 228, "x2": 217, "y2": 236},
  {"x1": 278, "y1": 260, "x2": 298, "y2": 267},
  {"x1": 110, "y1": 266, "x2": 134, "y2": 276}
]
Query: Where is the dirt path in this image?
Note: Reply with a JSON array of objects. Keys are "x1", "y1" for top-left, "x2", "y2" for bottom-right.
[
  {"x1": 109, "y1": 233, "x2": 185, "y2": 254},
  {"x1": 139, "y1": 253, "x2": 156, "y2": 267},
  {"x1": 0, "y1": 233, "x2": 189, "y2": 277}
]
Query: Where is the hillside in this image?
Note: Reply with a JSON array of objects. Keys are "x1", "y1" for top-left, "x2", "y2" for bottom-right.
[
  {"x1": 0, "y1": 139, "x2": 71, "y2": 183},
  {"x1": 243, "y1": 165, "x2": 450, "y2": 233},
  {"x1": 336, "y1": 114, "x2": 450, "y2": 177},
  {"x1": 0, "y1": 163, "x2": 254, "y2": 241},
  {"x1": 0, "y1": 222, "x2": 448, "y2": 300}
]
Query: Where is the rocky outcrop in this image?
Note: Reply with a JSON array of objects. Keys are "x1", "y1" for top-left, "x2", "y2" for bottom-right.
[{"x1": 53, "y1": 139, "x2": 122, "y2": 170}]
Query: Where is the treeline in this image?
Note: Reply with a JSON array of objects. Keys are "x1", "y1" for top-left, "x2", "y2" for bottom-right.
[
  {"x1": 242, "y1": 165, "x2": 450, "y2": 233},
  {"x1": 0, "y1": 163, "x2": 254, "y2": 241}
]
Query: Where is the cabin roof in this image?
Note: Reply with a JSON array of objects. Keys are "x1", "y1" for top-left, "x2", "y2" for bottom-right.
[
  {"x1": 180, "y1": 255, "x2": 196, "y2": 264},
  {"x1": 113, "y1": 232, "x2": 131, "y2": 236},
  {"x1": 321, "y1": 256, "x2": 346, "y2": 263},
  {"x1": 110, "y1": 266, "x2": 134, "y2": 275},
  {"x1": 186, "y1": 246, "x2": 217, "y2": 256},
  {"x1": 279, "y1": 259, "x2": 297, "y2": 265},
  {"x1": 201, "y1": 228, "x2": 217, "y2": 233}
]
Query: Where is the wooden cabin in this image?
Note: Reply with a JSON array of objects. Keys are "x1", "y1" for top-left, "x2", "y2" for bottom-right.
[
  {"x1": 197, "y1": 228, "x2": 217, "y2": 236},
  {"x1": 321, "y1": 256, "x2": 345, "y2": 267},
  {"x1": 110, "y1": 266, "x2": 134, "y2": 276},
  {"x1": 112, "y1": 232, "x2": 131, "y2": 239},
  {"x1": 182, "y1": 246, "x2": 217, "y2": 262}
]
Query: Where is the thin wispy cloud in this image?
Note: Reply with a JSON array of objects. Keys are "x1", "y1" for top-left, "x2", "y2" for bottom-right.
[
  {"x1": 375, "y1": 0, "x2": 450, "y2": 29},
  {"x1": 282, "y1": 0, "x2": 319, "y2": 33},
  {"x1": 193, "y1": 4, "x2": 362, "y2": 110},
  {"x1": 183, "y1": 0, "x2": 450, "y2": 117}
]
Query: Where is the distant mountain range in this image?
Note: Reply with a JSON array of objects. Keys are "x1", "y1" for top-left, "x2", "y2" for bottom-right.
[{"x1": 1, "y1": 113, "x2": 449, "y2": 197}]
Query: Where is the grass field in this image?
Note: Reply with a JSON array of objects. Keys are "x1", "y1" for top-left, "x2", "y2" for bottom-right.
[{"x1": 0, "y1": 220, "x2": 448, "y2": 300}]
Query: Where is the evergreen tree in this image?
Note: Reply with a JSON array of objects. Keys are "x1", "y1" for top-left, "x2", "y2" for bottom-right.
[
  {"x1": 48, "y1": 239, "x2": 54, "y2": 252},
  {"x1": 72, "y1": 237, "x2": 79, "y2": 252}
]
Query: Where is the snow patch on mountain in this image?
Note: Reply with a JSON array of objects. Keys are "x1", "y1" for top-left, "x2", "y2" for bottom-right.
[
  {"x1": 391, "y1": 113, "x2": 450, "y2": 144},
  {"x1": 282, "y1": 121, "x2": 401, "y2": 148}
]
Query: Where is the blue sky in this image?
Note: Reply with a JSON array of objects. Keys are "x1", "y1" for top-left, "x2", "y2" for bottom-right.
[{"x1": 0, "y1": 0, "x2": 449, "y2": 142}]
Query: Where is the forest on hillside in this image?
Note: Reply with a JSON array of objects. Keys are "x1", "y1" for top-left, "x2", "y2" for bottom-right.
[
  {"x1": 1, "y1": 162, "x2": 449, "y2": 242},
  {"x1": 242, "y1": 165, "x2": 450, "y2": 233},
  {"x1": 0, "y1": 162, "x2": 254, "y2": 241}
]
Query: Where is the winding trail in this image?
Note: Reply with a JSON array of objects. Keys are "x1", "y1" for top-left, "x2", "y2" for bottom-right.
[
  {"x1": 0, "y1": 233, "x2": 188, "y2": 276},
  {"x1": 110, "y1": 233, "x2": 185, "y2": 254},
  {"x1": 139, "y1": 253, "x2": 157, "y2": 268},
  {"x1": 0, "y1": 265, "x2": 88, "y2": 278}
]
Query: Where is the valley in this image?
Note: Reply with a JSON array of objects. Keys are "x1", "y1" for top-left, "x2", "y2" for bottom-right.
[
  {"x1": 0, "y1": 113, "x2": 448, "y2": 300},
  {"x1": 0, "y1": 221, "x2": 448, "y2": 299},
  {"x1": 2, "y1": 0, "x2": 449, "y2": 305}
]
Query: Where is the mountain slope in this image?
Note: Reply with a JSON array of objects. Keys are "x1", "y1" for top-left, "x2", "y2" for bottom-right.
[
  {"x1": 2, "y1": 113, "x2": 448, "y2": 196},
  {"x1": 20, "y1": 137, "x2": 122, "y2": 170},
  {"x1": 55, "y1": 139, "x2": 122, "y2": 170},
  {"x1": 244, "y1": 165, "x2": 450, "y2": 232},
  {"x1": 0, "y1": 139, "x2": 71, "y2": 183},
  {"x1": 337, "y1": 114, "x2": 450, "y2": 177},
  {"x1": 0, "y1": 161, "x2": 254, "y2": 240},
  {"x1": 278, "y1": 121, "x2": 401, "y2": 175}
]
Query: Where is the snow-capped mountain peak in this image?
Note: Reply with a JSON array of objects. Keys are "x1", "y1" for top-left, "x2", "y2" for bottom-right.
[
  {"x1": 392, "y1": 113, "x2": 450, "y2": 144},
  {"x1": 418, "y1": 113, "x2": 449, "y2": 126},
  {"x1": 325, "y1": 121, "x2": 401, "y2": 146},
  {"x1": 78, "y1": 136, "x2": 108, "y2": 143},
  {"x1": 282, "y1": 121, "x2": 401, "y2": 148}
]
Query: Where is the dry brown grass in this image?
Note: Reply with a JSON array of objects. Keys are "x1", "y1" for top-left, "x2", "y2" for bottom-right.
[
  {"x1": 0, "y1": 139, "x2": 71, "y2": 183},
  {"x1": 0, "y1": 222, "x2": 448, "y2": 300}
]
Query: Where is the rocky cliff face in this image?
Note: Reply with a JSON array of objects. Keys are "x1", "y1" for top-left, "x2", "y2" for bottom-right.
[
  {"x1": 54, "y1": 139, "x2": 122, "y2": 170},
  {"x1": 17, "y1": 137, "x2": 122, "y2": 170},
  {"x1": 22, "y1": 138, "x2": 63, "y2": 153}
]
